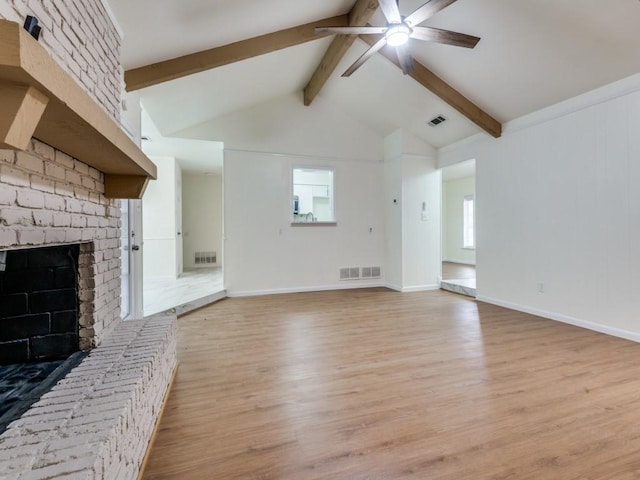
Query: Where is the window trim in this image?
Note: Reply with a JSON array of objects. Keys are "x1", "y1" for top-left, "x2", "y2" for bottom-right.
[{"x1": 291, "y1": 166, "x2": 337, "y2": 225}]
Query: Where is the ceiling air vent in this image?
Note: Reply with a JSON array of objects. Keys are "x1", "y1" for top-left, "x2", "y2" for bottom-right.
[{"x1": 428, "y1": 115, "x2": 447, "y2": 127}]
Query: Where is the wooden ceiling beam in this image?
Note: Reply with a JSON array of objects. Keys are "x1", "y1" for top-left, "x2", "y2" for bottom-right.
[
  {"x1": 361, "y1": 36, "x2": 502, "y2": 138},
  {"x1": 124, "y1": 15, "x2": 349, "y2": 92},
  {"x1": 303, "y1": 0, "x2": 379, "y2": 106}
]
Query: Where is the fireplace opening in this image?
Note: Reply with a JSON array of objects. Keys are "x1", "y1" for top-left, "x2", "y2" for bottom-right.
[
  {"x1": 0, "y1": 244, "x2": 81, "y2": 365},
  {"x1": 0, "y1": 244, "x2": 86, "y2": 434}
]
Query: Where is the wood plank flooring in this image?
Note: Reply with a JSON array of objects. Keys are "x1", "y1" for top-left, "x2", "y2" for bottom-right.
[
  {"x1": 142, "y1": 288, "x2": 640, "y2": 479},
  {"x1": 442, "y1": 261, "x2": 476, "y2": 280}
]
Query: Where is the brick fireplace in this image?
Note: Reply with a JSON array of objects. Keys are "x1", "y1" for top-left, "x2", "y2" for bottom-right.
[{"x1": 0, "y1": 1, "x2": 176, "y2": 479}]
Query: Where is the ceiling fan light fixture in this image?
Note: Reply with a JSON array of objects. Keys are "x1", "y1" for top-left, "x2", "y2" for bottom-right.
[{"x1": 386, "y1": 23, "x2": 411, "y2": 47}]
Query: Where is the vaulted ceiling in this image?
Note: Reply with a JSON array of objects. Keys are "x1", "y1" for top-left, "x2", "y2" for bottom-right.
[{"x1": 109, "y1": 0, "x2": 640, "y2": 150}]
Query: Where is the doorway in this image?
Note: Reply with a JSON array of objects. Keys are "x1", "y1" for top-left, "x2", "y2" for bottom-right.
[
  {"x1": 440, "y1": 160, "x2": 476, "y2": 297},
  {"x1": 139, "y1": 110, "x2": 225, "y2": 316}
]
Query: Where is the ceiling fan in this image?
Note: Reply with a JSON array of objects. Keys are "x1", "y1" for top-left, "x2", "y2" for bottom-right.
[{"x1": 316, "y1": 0, "x2": 480, "y2": 77}]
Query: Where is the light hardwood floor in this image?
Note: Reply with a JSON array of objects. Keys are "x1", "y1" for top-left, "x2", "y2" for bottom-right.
[
  {"x1": 442, "y1": 261, "x2": 476, "y2": 280},
  {"x1": 142, "y1": 288, "x2": 640, "y2": 479}
]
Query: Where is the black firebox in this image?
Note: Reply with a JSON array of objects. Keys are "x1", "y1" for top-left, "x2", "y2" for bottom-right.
[{"x1": 0, "y1": 244, "x2": 80, "y2": 365}]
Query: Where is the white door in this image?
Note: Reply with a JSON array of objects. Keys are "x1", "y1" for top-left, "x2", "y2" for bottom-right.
[
  {"x1": 120, "y1": 199, "x2": 144, "y2": 320},
  {"x1": 120, "y1": 200, "x2": 131, "y2": 319},
  {"x1": 175, "y1": 167, "x2": 183, "y2": 277}
]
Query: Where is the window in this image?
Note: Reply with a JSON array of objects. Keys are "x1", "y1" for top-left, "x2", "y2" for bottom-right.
[
  {"x1": 463, "y1": 195, "x2": 475, "y2": 248},
  {"x1": 292, "y1": 168, "x2": 335, "y2": 224}
]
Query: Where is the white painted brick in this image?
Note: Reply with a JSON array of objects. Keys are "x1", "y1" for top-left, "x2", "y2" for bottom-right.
[
  {"x1": 81, "y1": 176, "x2": 96, "y2": 190},
  {"x1": 0, "y1": 166, "x2": 30, "y2": 187},
  {"x1": 16, "y1": 189, "x2": 45, "y2": 209},
  {"x1": 33, "y1": 211, "x2": 53, "y2": 227},
  {"x1": 30, "y1": 174, "x2": 56, "y2": 193},
  {"x1": 15, "y1": 152, "x2": 44, "y2": 174},
  {"x1": 94, "y1": 178, "x2": 105, "y2": 194},
  {"x1": 89, "y1": 167, "x2": 102, "y2": 181},
  {"x1": 0, "y1": 228, "x2": 18, "y2": 246},
  {"x1": 0, "y1": 3, "x2": 21, "y2": 22},
  {"x1": 0, "y1": 208, "x2": 33, "y2": 226},
  {"x1": 17, "y1": 229, "x2": 45, "y2": 246},
  {"x1": 65, "y1": 198, "x2": 83, "y2": 213},
  {"x1": 31, "y1": 140, "x2": 56, "y2": 162},
  {"x1": 44, "y1": 228, "x2": 66, "y2": 243},
  {"x1": 43, "y1": 193, "x2": 65, "y2": 211},
  {"x1": 44, "y1": 162, "x2": 66, "y2": 181},
  {"x1": 66, "y1": 169, "x2": 82, "y2": 185},
  {"x1": 52, "y1": 212, "x2": 72, "y2": 227},
  {"x1": 0, "y1": 186, "x2": 16, "y2": 205},
  {"x1": 74, "y1": 159, "x2": 90, "y2": 175},
  {"x1": 19, "y1": 456, "x2": 96, "y2": 480},
  {"x1": 66, "y1": 229, "x2": 82, "y2": 243},
  {"x1": 74, "y1": 186, "x2": 90, "y2": 201},
  {"x1": 0, "y1": 148, "x2": 15, "y2": 164},
  {"x1": 71, "y1": 214, "x2": 87, "y2": 228},
  {"x1": 55, "y1": 150, "x2": 75, "y2": 169},
  {"x1": 54, "y1": 182, "x2": 74, "y2": 197}
]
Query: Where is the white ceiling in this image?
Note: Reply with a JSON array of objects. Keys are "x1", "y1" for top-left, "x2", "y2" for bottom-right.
[{"x1": 109, "y1": 0, "x2": 640, "y2": 152}]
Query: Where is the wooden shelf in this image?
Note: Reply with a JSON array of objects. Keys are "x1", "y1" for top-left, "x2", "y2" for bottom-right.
[{"x1": 0, "y1": 20, "x2": 156, "y2": 199}]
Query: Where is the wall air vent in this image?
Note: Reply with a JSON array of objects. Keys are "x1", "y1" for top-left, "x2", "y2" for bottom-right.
[
  {"x1": 340, "y1": 267, "x2": 360, "y2": 280},
  {"x1": 194, "y1": 251, "x2": 216, "y2": 265},
  {"x1": 362, "y1": 266, "x2": 381, "y2": 279},
  {"x1": 428, "y1": 115, "x2": 447, "y2": 127}
]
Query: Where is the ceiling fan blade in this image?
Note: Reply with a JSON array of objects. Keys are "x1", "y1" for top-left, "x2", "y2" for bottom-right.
[
  {"x1": 315, "y1": 26, "x2": 388, "y2": 35},
  {"x1": 342, "y1": 36, "x2": 388, "y2": 77},
  {"x1": 395, "y1": 43, "x2": 415, "y2": 75},
  {"x1": 405, "y1": 0, "x2": 457, "y2": 27},
  {"x1": 410, "y1": 26, "x2": 480, "y2": 48},
  {"x1": 379, "y1": 0, "x2": 402, "y2": 24}
]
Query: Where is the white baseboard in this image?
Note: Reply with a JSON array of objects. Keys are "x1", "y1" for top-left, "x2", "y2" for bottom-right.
[
  {"x1": 399, "y1": 284, "x2": 441, "y2": 293},
  {"x1": 383, "y1": 283, "x2": 440, "y2": 293},
  {"x1": 476, "y1": 295, "x2": 640, "y2": 344},
  {"x1": 228, "y1": 281, "x2": 386, "y2": 298}
]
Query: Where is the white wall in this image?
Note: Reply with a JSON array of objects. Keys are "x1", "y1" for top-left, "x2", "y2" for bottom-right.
[
  {"x1": 385, "y1": 130, "x2": 441, "y2": 292},
  {"x1": 439, "y1": 75, "x2": 640, "y2": 338},
  {"x1": 182, "y1": 173, "x2": 223, "y2": 269},
  {"x1": 184, "y1": 93, "x2": 387, "y2": 295},
  {"x1": 442, "y1": 176, "x2": 476, "y2": 265},
  {"x1": 143, "y1": 156, "x2": 179, "y2": 278},
  {"x1": 224, "y1": 151, "x2": 385, "y2": 294}
]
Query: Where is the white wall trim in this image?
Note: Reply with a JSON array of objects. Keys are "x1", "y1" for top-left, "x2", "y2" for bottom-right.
[
  {"x1": 438, "y1": 72, "x2": 640, "y2": 158},
  {"x1": 384, "y1": 283, "x2": 439, "y2": 293},
  {"x1": 228, "y1": 281, "x2": 387, "y2": 298},
  {"x1": 98, "y1": 0, "x2": 124, "y2": 39},
  {"x1": 476, "y1": 295, "x2": 640, "y2": 344},
  {"x1": 224, "y1": 147, "x2": 383, "y2": 165},
  {"x1": 400, "y1": 284, "x2": 440, "y2": 293},
  {"x1": 384, "y1": 283, "x2": 403, "y2": 292}
]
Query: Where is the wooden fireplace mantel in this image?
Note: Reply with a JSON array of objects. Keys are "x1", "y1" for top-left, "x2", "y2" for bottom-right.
[{"x1": 0, "y1": 20, "x2": 156, "y2": 199}]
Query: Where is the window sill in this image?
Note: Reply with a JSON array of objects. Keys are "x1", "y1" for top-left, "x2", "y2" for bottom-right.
[
  {"x1": 462, "y1": 247, "x2": 476, "y2": 250},
  {"x1": 291, "y1": 222, "x2": 337, "y2": 227}
]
